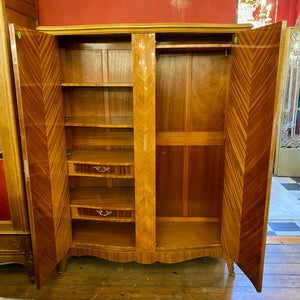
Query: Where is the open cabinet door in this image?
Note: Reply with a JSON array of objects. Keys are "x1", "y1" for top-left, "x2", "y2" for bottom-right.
[
  {"x1": 9, "y1": 24, "x2": 72, "y2": 289},
  {"x1": 222, "y1": 22, "x2": 286, "y2": 292}
]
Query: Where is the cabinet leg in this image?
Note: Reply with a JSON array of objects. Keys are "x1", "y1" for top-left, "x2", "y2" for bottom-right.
[
  {"x1": 25, "y1": 251, "x2": 35, "y2": 284},
  {"x1": 226, "y1": 258, "x2": 235, "y2": 277},
  {"x1": 58, "y1": 256, "x2": 68, "y2": 274}
]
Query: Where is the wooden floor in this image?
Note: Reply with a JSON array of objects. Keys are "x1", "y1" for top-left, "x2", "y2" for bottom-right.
[{"x1": 0, "y1": 244, "x2": 300, "y2": 299}]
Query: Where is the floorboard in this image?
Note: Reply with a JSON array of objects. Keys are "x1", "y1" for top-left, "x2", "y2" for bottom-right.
[{"x1": 0, "y1": 245, "x2": 299, "y2": 299}]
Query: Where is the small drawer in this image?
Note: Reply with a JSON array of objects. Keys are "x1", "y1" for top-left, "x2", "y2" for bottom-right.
[
  {"x1": 71, "y1": 207, "x2": 135, "y2": 222},
  {"x1": 68, "y1": 163, "x2": 134, "y2": 178}
]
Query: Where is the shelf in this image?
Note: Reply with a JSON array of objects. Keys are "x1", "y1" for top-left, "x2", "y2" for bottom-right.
[
  {"x1": 156, "y1": 43, "x2": 231, "y2": 51},
  {"x1": 156, "y1": 219, "x2": 221, "y2": 250},
  {"x1": 70, "y1": 187, "x2": 135, "y2": 210},
  {"x1": 61, "y1": 83, "x2": 133, "y2": 87},
  {"x1": 156, "y1": 131, "x2": 225, "y2": 146},
  {"x1": 64, "y1": 116, "x2": 134, "y2": 128},
  {"x1": 72, "y1": 220, "x2": 135, "y2": 251},
  {"x1": 67, "y1": 149, "x2": 134, "y2": 165}
]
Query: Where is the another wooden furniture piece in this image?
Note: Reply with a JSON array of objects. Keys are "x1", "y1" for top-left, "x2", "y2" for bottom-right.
[
  {"x1": 0, "y1": 0, "x2": 36, "y2": 275},
  {"x1": 274, "y1": 27, "x2": 300, "y2": 176},
  {"x1": 8, "y1": 22, "x2": 286, "y2": 292}
]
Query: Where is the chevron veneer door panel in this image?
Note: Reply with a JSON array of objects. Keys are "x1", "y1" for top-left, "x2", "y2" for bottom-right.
[
  {"x1": 9, "y1": 24, "x2": 72, "y2": 289},
  {"x1": 222, "y1": 22, "x2": 286, "y2": 292},
  {"x1": 132, "y1": 34, "x2": 156, "y2": 253}
]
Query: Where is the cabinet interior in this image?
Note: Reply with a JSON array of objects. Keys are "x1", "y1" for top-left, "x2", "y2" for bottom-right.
[
  {"x1": 59, "y1": 35, "x2": 136, "y2": 249},
  {"x1": 155, "y1": 33, "x2": 232, "y2": 250},
  {"x1": 58, "y1": 32, "x2": 233, "y2": 251}
]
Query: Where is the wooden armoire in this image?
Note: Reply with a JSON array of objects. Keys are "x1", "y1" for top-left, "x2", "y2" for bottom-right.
[
  {"x1": 8, "y1": 21, "x2": 286, "y2": 291},
  {"x1": 0, "y1": 0, "x2": 37, "y2": 277}
]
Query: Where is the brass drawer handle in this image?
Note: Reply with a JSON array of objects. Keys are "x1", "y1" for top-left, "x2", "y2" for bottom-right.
[
  {"x1": 96, "y1": 210, "x2": 113, "y2": 217},
  {"x1": 93, "y1": 166, "x2": 110, "y2": 173}
]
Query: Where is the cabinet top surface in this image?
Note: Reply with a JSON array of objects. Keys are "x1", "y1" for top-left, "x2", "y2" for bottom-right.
[{"x1": 36, "y1": 23, "x2": 253, "y2": 35}]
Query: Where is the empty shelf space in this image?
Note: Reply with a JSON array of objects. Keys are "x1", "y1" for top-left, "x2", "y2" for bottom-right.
[
  {"x1": 67, "y1": 149, "x2": 134, "y2": 165},
  {"x1": 64, "y1": 116, "x2": 134, "y2": 128},
  {"x1": 72, "y1": 220, "x2": 136, "y2": 251},
  {"x1": 70, "y1": 187, "x2": 135, "y2": 210},
  {"x1": 156, "y1": 43, "x2": 231, "y2": 51},
  {"x1": 67, "y1": 129, "x2": 134, "y2": 147},
  {"x1": 61, "y1": 83, "x2": 133, "y2": 87},
  {"x1": 157, "y1": 219, "x2": 221, "y2": 250}
]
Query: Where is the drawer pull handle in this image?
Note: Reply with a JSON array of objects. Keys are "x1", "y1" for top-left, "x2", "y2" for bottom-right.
[
  {"x1": 96, "y1": 210, "x2": 113, "y2": 217},
  {"x1": 93, "y1": 166, "x2": 110, "y2": 173}
]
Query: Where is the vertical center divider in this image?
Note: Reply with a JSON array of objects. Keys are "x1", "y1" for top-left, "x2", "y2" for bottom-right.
[{"x1": 132, "y1": 33, "x2": 156, "y2": 253}]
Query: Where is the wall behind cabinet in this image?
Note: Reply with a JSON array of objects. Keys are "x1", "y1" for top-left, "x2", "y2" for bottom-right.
[
  {"x1": 37, "y1": 0, "x2": 237, "y2": 26},
  {"x1": 37, "y1": 0, "x2": 299, "y2": 27}
]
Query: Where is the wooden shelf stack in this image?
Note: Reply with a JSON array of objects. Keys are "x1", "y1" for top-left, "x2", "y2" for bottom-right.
[{"x1": 59, "y1": 35, "x2": 136, "y2": 249}]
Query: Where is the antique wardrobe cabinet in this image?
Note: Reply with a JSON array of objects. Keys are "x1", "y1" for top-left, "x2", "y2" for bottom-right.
[
  {"x1": 8, "y1": 22, "x2": 286, "y2": 291},
  {"x1": 0, "y1": 0, "x2": 37, "y2": 275}
]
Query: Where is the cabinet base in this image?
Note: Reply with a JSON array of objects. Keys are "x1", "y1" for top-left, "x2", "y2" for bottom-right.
[
  {"x1": 59, "y1": 246, "x2": 235, "y2": 279},
  {"x1": 61, "y1": 245, "x2": 226, "y2": 266}
]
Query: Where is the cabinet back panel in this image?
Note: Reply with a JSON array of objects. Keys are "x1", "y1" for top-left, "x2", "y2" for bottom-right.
[
  {"x1": 156, "y1": 146, "x2": 184, "y2": 216},
  {"x1": 63, "y1": 87, "x2": 133, "y2": 117},
  {"x1": 68, "y1": 128, "x2": 133, "y2": 149},
  {"x1": 63, "y1": 87, "x2": 105, "y2": 116},
  {"x1": 109, "y1": 88, "x2": 133, "y2": 117},
  {"x1": 156, "y1": 52, "x2": 229, "y2": 132},
  {"x1": 60, "y1": 47, "x2": 103, "y2": 83},
  {"x1": 156, "y1": 146, "x2": 223, "y2": 217},
  {"x1": 188, "y1": 146, "x2": 223, "y2": 217},
  {"x1": 60, "y1": 42, "x2": 132, "y2": 84},
  {"x1": 72, "y1": 220, "x2": 136, "y2": 250},
  {"x1": 108, "y1": 50, "x2": 132, "y2": 83},
  {"x1": 156, "y1": 54, "x2": 186, "y2": 132},
  {"x1": 190, "y1": 53, "x2": 229, "y2": 131}
]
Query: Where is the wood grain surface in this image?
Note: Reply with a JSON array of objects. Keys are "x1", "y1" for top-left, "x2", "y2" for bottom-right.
[
  {"x1": 60, "y1": 42, "x2": 132, "y2": 84},
  {"x1": 188, "y1": 146, "x2": 223, "y2": 217},
  {"x1": 68, "y1": 128, "x2": 133, "y2": 148},
  {"x1": 70, "y1": 187, "x2": 135, "y2": 209},
  {"x1": 156, "y1": 146, "x2": 184, "y2": 217},
  {"x1": 63, "y1": 87, "x2": 133, "y2": 117},
  {"x1": 221, "y1": 22, "x2": 286, "y2": 292},
  {"x1": 9, "y1": 24, "x2": 72, "y2": 289},
  {"x1": 72, "y1": 220, "x2": 136, "y2": 251},
  {"x1": 156, "y1": 131, "x2": 224, "y2": 146},
  {"x1": 37, "y1": 23, "x2": 253, "y2": 36},
  {"x1": 0, "y1": 244, "x2": 299, "y2": 299},
  {"x1": 132, "y1": 34, "x2": 156, "y2": 252},
  {"x1": 5, "y1": 0, "x2": 37, "y2": 29},
  {"x1": 156, "y1": 220, "x2": 221, "y2": 250}
]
